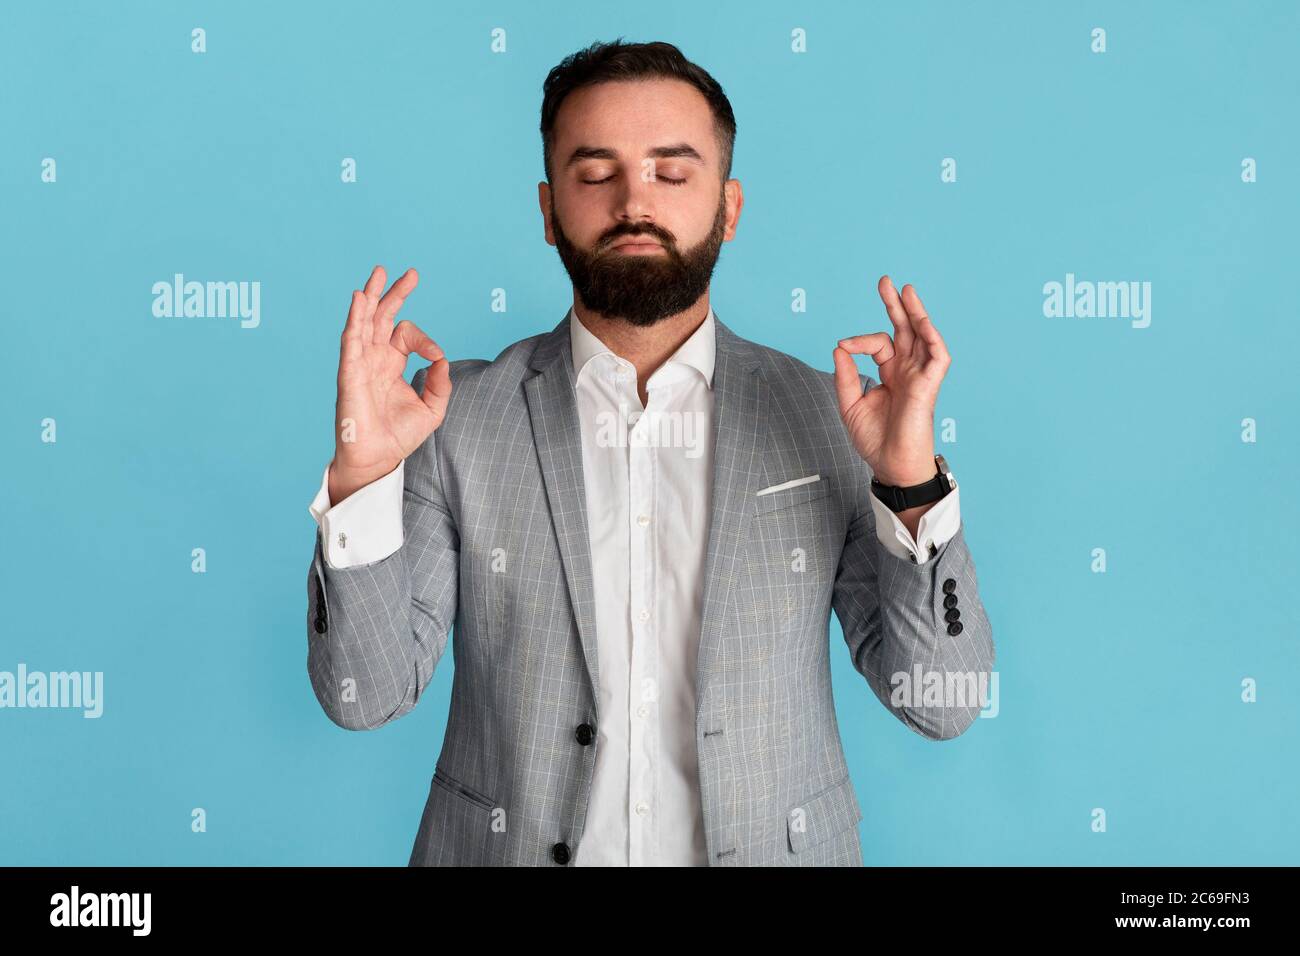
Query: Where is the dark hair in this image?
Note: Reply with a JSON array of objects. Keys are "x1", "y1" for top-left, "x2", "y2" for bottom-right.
[{"x1": 540, "y1": 39, "x2": 737, "y2": 184}]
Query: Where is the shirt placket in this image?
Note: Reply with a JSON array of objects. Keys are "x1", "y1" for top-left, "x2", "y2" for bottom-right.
[{"x1": 623, "y1": 361, "x2": 661, "y2": 867}]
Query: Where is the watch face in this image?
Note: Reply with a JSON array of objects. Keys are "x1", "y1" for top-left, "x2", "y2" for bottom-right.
[{"x1": 934, "y1": 454, "x2": 955, "y2": 491}]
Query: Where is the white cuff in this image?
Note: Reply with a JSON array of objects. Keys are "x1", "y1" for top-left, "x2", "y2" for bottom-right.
[
  {"x1": 870, "y1": 480, "x2": 961, "y2": 565},
  {"x1": 307, "y1": 460, "x2": 406, "y2": 569}
]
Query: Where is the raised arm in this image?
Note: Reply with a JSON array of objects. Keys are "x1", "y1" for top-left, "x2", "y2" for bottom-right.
[
  {"x1": 830, "y1": 276, "x2": 995, "y2": 739},
  {"x1": 305, "y1": 265, "x2": 458, "y2": 730}
]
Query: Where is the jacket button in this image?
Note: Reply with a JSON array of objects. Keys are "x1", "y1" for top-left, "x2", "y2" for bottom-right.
[
  {"x1": 575, "y1": 723, "x2": 595, "y2": 746},
  {"x1": 551, "y1": 842, "x2": 571, "y2": 864},
  {"x1": 947, "y1": 621, "x2": 963, "y2": 636},
  {"x1": 944, "y1": 607, "x2": 961, "y2": 623},
  {"x1": 943, "y1": 593, "x2": 958, "y2": 609},
  {"x1": 313, "y1": 617, "x2": 327, "y2": 634},
  {"x1": 942, "y1": 578, "x2": 957, "y2": 594}
]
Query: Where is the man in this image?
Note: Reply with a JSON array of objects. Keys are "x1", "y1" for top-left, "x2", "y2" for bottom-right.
[{"x1": 306, "y1": 39, "x2": 994, "y2": 866}]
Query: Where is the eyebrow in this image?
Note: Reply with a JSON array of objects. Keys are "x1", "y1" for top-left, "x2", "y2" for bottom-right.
[{"x1": 563, "y1": 142, "x2": 706, "y2": 169}]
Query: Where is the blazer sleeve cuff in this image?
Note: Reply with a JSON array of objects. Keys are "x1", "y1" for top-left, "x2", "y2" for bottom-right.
[
  {"x1": 869, "y1": 481, "x2": 961, "y2": 565},
  {"x1": 307, "y1": 459, "x2": 405, "y2": 569}
]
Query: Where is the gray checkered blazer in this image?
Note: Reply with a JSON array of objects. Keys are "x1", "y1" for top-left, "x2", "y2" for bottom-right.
[{"x1": 306, "y1": 310, "x2": 995, "y2": 866}]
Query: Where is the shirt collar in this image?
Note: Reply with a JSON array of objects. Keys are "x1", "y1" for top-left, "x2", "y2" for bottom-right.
[{"x1": 569, "y1": 304, "x2": 716, "y2": 390}]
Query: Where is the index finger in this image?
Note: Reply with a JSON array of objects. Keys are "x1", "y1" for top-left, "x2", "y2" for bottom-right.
[
  {"x1": 371, "y1": 268, "x2": 420, "y2": 344},
  {"x1": 877, "y1": 275, "x2": 916, "y2": 356},
  {"x1": 900, "y1": 283, "x2": 950, "y2": 374}
]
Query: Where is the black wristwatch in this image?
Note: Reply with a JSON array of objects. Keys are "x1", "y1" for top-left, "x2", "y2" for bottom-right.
[{"x1": 870, "y1": 454, "x2": 955, "y2": 513}]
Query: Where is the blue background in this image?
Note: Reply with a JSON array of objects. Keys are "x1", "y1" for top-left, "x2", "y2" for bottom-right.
[{"x1": 3, "y1": 0, "x2": 1297, "y2": 865}]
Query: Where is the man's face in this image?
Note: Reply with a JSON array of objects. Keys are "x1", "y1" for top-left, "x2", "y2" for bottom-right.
[{"x1": 540, "y1": 78, "x2": 741, "y2": 327}]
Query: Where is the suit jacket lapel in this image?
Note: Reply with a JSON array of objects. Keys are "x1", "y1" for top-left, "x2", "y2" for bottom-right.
[
  {"x1": 695, "y1": 313, "x2": 768, "y2": 706},
  {"x1": 523, "y1": 312, "x2": 602, "y2": 707}
]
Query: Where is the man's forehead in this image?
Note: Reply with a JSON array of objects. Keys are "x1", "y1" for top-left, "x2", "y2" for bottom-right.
[{"x1": 554, "y1": 79, "x2": 715, "y2": 151}]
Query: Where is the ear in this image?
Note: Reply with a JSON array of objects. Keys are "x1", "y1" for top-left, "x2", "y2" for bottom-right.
[
  {"x1": 538, "y1": 181, "x2": 556, "y2": 246},
  {"x1": 722, "y1": 178, "x2": 744, "y2": 242}
]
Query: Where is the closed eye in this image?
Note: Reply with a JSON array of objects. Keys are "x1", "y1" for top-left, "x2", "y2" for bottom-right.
[{"x1": 582, "y1": 175, "x2": 687, "y2": 186}]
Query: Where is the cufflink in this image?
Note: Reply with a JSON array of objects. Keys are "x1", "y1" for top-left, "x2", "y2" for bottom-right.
[
  {"x1": 338, "y1": 532, "x2": 347, "y2": 550},
  {"x1": 908, "y1": 541, "x2": 938, "y2": 564}
]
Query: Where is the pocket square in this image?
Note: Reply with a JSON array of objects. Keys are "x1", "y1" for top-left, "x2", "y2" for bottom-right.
[{"x1": 756, "y1": 474, "x2": 821, "y2": 496}]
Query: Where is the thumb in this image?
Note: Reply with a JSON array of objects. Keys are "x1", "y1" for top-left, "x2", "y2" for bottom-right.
[
  {"x1": 419, "y1": 357, "x2": 453, "y2": 425},
  {"x1": 832, "y1": 346, "x2": 865, "y2": 417}
]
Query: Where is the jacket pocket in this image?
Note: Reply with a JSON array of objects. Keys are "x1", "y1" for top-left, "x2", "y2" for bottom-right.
[
  {"x1": 431, "y1": 766, "x2": 497, "y2": 812},
  {"x1": 755, "y1": 475, "x2": 832, "y2": 516},
  {"x1": 785, "y1": 774, "x2": 863, "y2": 853}
]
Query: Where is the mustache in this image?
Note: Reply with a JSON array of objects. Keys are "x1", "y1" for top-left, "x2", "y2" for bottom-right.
[{"x1": 599, "y1": 226, "x2": 675, "y2": 250}]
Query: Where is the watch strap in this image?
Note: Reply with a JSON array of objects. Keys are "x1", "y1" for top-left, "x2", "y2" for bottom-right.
[{"x1": 870, "y1": 456, "x2": 954, "y2": 513}]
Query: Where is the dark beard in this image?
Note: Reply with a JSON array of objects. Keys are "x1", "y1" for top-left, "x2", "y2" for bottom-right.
[{"x1": 549, "y1": 190, "x2": 728, "y2": 327}]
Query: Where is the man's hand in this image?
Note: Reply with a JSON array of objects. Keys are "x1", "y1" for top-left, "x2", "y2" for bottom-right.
[
  {"x1": 328, "y1": 265, "x2": 452, "y2": 505},
  {"x1": 832, "y1": 276, "x2": 950, "y2": 488}
]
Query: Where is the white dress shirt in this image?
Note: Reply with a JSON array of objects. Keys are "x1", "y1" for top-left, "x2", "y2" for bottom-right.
[{"x1": 307, "y1": 306, "x2": 962, "y2": 866}]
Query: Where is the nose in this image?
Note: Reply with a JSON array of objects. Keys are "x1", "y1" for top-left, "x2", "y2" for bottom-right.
[{"x1": 612, "y1": 166, "x2": 658, "y2": 224}]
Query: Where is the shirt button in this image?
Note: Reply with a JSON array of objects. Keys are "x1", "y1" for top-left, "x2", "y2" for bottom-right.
[
  {"x1": 637, "y1": 514, "x2": 650, "y2": 527},
  {"x1": 635, "y1": 802, "x2": 650, "y2": 816},
  {"x1": 638, "y1": 609, "x2": 650, "y2": 622},
  {"x1": 636, "y1": 704, "x2": 649, "y2": 718}
]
